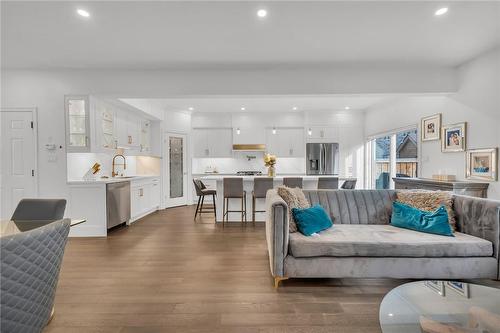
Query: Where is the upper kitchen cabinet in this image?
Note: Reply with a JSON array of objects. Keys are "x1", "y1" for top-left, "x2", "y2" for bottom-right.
[
  {"x1": 266, "y1": 127, "x2": 304, "y2": 157},
  {"x1": 192, "y1": 128, "x2": 232, "y2": 157},
  {"x1": 306, "y1": 126, "x2": 340, "y2": 142},
  {"x1": 65, "y1": 95, "x2": 161, "y2": 156},
  {"x1": 115, "y1": 112, "x2": 141, "y2": 150},
  {"x1": 140, "y1": 120, "x2": 152, "y2": 153},
  {"x1": 93, "y1": 98, "x2": 116, "y2": 151},
  {"x1": 65, "y1": 95, "x2": 91, "y2": 152}
]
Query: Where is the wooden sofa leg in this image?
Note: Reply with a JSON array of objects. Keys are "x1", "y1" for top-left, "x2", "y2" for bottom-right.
[{"x1": 274, "y1": 276, "x2": 289, "y2": 289}]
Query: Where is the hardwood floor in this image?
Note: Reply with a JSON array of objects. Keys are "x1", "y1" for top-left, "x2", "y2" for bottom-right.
[{"x1": 46, "y1": 205, "x2": 412, "y2": 332}]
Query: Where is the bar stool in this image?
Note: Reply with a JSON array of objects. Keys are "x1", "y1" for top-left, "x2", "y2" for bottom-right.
[
  {"x1": 193, "y1": 179, "x2": 217, "y2": 220},
  {"x1": 252, "y1": 177, "x2": 274, "y2": 224},
  {"x1": 341, "y1": 179, "x2": 357, "y2": 189},
  {"x1": 283, "y1": 177, "x2": 303, "y2": 188},
  {"x1": 223, "y1": 178, "x2": 247, "y2": 227},
  {"x1": 318, "y1": 177, "x2": 339, "y2": 189}
]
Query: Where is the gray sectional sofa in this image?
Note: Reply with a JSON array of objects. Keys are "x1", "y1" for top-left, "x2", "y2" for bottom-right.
[{"x1": 265, "y1": 189, "x2": 500, "y2": 287}]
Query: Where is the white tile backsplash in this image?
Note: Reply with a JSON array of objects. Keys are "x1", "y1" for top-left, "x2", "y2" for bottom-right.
[
  {"x1": 192, "y1": 152, "x2": 305, "y2": 175},
  {"x1": 67, "y1": 153, "x2": 137, "y2": 180}
]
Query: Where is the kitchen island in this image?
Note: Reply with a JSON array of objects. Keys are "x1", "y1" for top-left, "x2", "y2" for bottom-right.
[{"x1": 199, "y1": 175, "x2": 352, "y2": 222}]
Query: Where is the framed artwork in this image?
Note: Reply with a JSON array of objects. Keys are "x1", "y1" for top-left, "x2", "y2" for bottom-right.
[
  {"x1": 446, "y1": 281, "x2": 469, "y2": 298},
  {"x1": 421, "y1": 114, "x2": 441, "y2": 141},
  {"x1": 441, "y1": 122, "x2": 466, "y2": 152},
  {"x1": 466, "y1": 148, "x2": 498, "y2": 181},
  {"x1": 425, "y1": 280, "x2": 445, "y2": 296}
]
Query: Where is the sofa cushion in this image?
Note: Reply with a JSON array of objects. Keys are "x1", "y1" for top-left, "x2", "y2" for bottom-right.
[{"x1": 289, "y1": 224, "x2": 492, "y2": 258}]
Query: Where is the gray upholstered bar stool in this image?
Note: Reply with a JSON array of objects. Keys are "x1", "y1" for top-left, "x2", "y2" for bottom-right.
[
  {"x1": 341, "y1": 179, "x2": 357, "y2": 189},
  {"x1": 317, "y1": 177, "x2": 339, "y2": 189},
  {"x1": 283, "y1": 177, "x2": 303, "y2": 188},
  {"x1": 252, "y1": 177, "x2": 274, "y2": 224},
  {"x1": 192, "y1": 179, "x2": 217, "y2": 220},
  {"x1": 222, "y1": 178, "x2": 247, "y2": 227}
]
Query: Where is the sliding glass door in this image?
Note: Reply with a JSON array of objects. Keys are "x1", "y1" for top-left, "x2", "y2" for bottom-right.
[{"x1": 368, "y1": 127, "x2": 418, "y2": 189}]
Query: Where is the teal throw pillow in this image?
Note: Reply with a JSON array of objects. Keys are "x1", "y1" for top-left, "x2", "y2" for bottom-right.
[
  {"x1": 291, "y1": 204, "x2": 333, "y2": 236},
  {"x1": 391, "y1": 201, "x2": 454, "y2": 237}
]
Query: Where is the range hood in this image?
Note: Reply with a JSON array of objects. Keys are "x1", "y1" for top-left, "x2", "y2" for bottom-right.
[{"x1": 232, "y1": 144, "x2": 266, "y2": 151}]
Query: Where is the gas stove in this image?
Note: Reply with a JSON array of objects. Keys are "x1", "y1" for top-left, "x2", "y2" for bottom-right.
[{"x1": 236, "y1": 171, "x2": 263, "y2": 176}]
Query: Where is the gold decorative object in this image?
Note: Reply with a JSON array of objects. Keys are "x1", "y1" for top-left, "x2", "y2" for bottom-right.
[{"x1": 264, "y1": 153, "x2": 277, "y2": 177}]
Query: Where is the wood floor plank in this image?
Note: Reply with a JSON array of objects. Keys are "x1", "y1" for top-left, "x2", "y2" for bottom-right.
[{"x1": 45, "y1": 205, "x2": 497, "y2": 332}]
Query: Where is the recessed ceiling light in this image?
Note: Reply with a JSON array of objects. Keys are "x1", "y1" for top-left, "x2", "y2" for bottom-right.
[
  {"x1": 257, "y1": 9, "x2": 267, "y2": 18},
  {"x1": 188, "y1": 107, "x2": 194, "y2": 111},
  {"x1": 435, "y1": 7, "x2": 448, "y2": 16},
  {"x1": 240, "y1": 107, "x2": 246, "y2": 111},
  {"x1": 344, "y1": 106, "x2": 350, "y2": 110},
  {"x1": 292, "y1": 106, "x2": 298, "y2": 111},
  {"x1": 77, "y1": 9, "x2": 90, "y2": 18}
]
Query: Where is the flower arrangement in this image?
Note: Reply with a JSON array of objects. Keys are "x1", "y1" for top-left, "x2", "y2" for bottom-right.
[{"x1": 264, "y1": 153, "x2": 277, "y2": 177}]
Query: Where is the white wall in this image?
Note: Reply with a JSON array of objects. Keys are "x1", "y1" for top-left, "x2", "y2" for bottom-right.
[{"x1": 365, "y1": 48, "x2": 500, "y2": 199}]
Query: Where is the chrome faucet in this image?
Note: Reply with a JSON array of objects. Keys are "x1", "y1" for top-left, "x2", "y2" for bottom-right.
[{"x1": 112, "y1": 154, "x2": 126, "y2": 177}]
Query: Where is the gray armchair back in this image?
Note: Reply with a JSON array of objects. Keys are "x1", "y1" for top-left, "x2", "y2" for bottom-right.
[
  {"x1": 1, "y1": 219, "x2": 70, "y2": 333},
  {"x1": 11, "y1": 199, "x2": 66, "y2": 221}
]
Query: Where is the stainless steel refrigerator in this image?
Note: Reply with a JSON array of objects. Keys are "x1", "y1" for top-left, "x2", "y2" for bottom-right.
[{"x1": 306, "y1": 143, "x2": 339, "y2": 175}]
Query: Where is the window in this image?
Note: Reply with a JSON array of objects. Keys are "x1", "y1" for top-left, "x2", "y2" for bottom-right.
[{"x1": 368, "y1": 127, "x2": 418, "y2": 189}]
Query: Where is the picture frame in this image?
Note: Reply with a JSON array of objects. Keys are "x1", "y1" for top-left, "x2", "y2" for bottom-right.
[
  {"x1": 445, "y1": 281, "x2": 469, "y2": 298},
  {"x1": 466, "y1": 148, "x2": 498, "y2": 181},
  {"x1": 425, "y1": 280, "x2": 445, "y2": 296},
  {"x1": 421, "y1": 114, "x2": 441, "y2": 141},
  {"x1": 441, "y1": 122, "x2": 466, "y2": 152}
]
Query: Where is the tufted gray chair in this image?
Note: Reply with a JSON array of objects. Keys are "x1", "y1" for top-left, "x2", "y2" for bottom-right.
[{"x1": 1, "y1": 219, "x2": 70, "y2": 332}]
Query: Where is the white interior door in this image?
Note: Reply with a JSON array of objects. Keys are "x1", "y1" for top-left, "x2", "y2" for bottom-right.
[
  {"x1": 166, "y1": 133, "x2": 187, "y2": 208},
  {"x1": 1, "y1": 110, "x2": 37, "y2": 219}
]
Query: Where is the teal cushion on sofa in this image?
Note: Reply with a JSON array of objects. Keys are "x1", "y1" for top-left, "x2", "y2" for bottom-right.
[
  {"x1": 291, "y1": 204, "x2": 333, "y2": 236},
  {"x1": 391, "y1": 201, "x2": 454, "y2": 237}
]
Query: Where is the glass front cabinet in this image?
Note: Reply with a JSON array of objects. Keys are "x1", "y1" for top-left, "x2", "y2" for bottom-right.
[{"x1": 65, "y1": 95, "x2": 91, "y2": 152}]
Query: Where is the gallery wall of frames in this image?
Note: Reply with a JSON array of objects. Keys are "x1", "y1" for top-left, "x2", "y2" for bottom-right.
[{"x1": 421, "y1": 113, "x2": 497, "y2": 181}]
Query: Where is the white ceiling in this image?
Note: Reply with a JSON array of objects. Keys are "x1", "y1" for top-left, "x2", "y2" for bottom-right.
[
  {"x1": 2, "y1": 1, "x2": 499, "y2": 69},
  {"x1": 120, "y1": 95, "x2": 400, "y2": 113}
]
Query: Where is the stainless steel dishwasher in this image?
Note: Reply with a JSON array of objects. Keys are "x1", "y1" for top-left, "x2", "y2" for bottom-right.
[{"x1": 106, "y1": 181, "x2": 131, "y2": 229}]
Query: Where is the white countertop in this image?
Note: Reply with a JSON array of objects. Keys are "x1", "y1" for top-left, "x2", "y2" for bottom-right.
[{"x1": 67, "y1": 175, "x2": 159, "y2": 185}]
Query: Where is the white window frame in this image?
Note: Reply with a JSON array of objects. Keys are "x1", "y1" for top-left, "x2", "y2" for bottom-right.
[{"x1": 366, "y1": 124, "x2": 420, "y2": 189}]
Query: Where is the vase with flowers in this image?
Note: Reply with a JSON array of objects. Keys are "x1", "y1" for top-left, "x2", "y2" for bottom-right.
[{"x1": 264, "y1": 153, "x2": 277, "y2": 177}]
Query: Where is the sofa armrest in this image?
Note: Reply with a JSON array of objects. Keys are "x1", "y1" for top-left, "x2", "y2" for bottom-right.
[
  {"x1": 453, "y1": 195, "x2": 500, "y2": 279},
  {"x1": 265, "y1": 189, "x2": 289, "y2": 277}
]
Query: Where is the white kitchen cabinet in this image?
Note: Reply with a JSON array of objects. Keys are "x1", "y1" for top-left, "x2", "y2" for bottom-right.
[
  {"x1": 116, "y1": 112, "x2": 141, "y2": 149},
  {"x1": 265, "y1": 128, "x2": 304, "y2": 157},
  {"x1": 140, "y1": 120, "x2": 152, "y2": 153},
  {"x1": 209, "y1": 128, "x2": 233, "y2": 157},
  {"x1": 94, "y1": 101, "x2": 116, "y2": 151},
  {"x1": 151, "y1": 178, "x2": 160, "y2": 208},
  {"x1": 193, "y1": 129, "x2": 210, "y2": 157},
  {"x1": 192, "y1": 128, "x2": 232, "y2": 157},
  {"x1": 306, "y1": 126, "x2": 340, "y2": 142},
  {"x1": 65, "y1": 95, "x2": 91, "y2": 152},
  {"x1": 130, "y1": 177, "x2": 161, "y2": 223}
]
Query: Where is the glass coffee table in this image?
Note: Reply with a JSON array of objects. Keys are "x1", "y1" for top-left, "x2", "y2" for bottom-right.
[{"x1": 380, "y1": 281, "x2": 500, "y2": 333}]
